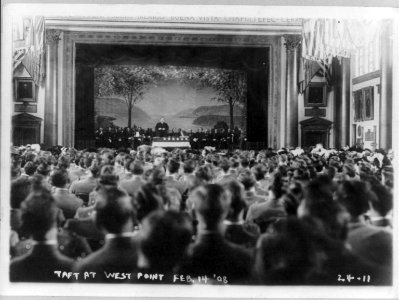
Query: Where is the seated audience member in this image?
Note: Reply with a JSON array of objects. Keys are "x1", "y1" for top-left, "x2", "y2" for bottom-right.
[
  {"x1": 253, "y1": 218, "x2": 316, "y2": 285},
  {"x1": 135, "y1": 182, "x2": 165, "y2": 224},
  {"x1": 10, "y1": 189, "x2": 74, "y2": 282},
  {"x1": 246, "y1": 173, "x2": 286, "y2": 232},
  {"x1": 120, "y1": 160, "x2": 146, "y2": 198},
  {"x1": 181, "y1": 184, "x2": 252, "y2": 284},
  {"x1": 164, "y1": 159, "x2": 185, "y2": 195},
  {"x1": 50, "y1": 168, "x2": 83, "y2": 219},
  {"x1": 251, "y1": 164, "x2": 269, "y2": 195},
  {"x1": 215, "y1": 158, "x2": 234, "y2": 184},
  {"x1": 299, "y1": 179, "x2": 391, "y2": 285},
  {"x1": 134, "y1": 210, "x2": 193, "y2": 283},
  {"x1": 35, "y1": 162, "x2": 52, "y2": 191},
  {"x1": 336, "y1": 180, "x2": 392, "y2": 269},
  {"x1": 179, "y1": 159, "x2": 196, "y2": 190},
  {"x1": 74, "y1": 186, "x2": 138, "y2": 282},
  {"x1": 69, "y1": 164, "x2": 100, "y2": 204},
  {"x1": 87, "y1": 165, "x2": 119, "y2": 207},
  {"x1": 195, "y1": 164, "x2": 214, "y2": 185},
  {"x1": 367, "y1": 183, "x2": 393, "y2": 228},
  {"x1": 222, "y1": 180, "x2": 259, "y2": 248},
  {"x1": 68, "y1": 156, "x2": 87, "y2": 183},
  {"x1": 238, "y1": 169, "x2": 266, "y2": 209},
  {"x1": 22, "y1": 161, "x2": 36, "y2": 178},
  {"x1": 228, "y1": 158, "x2": 240, "y2": 178},
  {"x1": 10, "y1": 177, "x2": 32, "y2": 234}
]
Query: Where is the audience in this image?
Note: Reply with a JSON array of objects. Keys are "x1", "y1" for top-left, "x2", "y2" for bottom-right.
[
  {"x1": 180, "y1": 184, "x2": 253, "y2": 284},
  {"x1": 9, "y1": 144, "x2": 394, "y2": 285},
  {"x1": 73, "y1": 186, "x2": 138, "y2": 282},
  {"x1": 10, "y1": 188, "x2": 74, "y2": 282}
]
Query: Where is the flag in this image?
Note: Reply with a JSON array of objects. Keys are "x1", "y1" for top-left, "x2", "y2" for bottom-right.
[
  {"x1": 13, "y1": 48, "x2": 27, "y2": 71},
  {"x1": 12, "y1": 16, "x2": 45, "y2": 85},
  {"x1": 302, "y1": 19, "x2": 352, "y2": 63},
  {"x1": 298, "y1": 58, "x2": 332, "y2": 94}
]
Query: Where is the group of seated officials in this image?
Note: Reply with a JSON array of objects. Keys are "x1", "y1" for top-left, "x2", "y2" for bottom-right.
[
  {"x1": 95, "y1": 120, "x2": 243, "y2": 150},
  {"x1": 9, "y1": 143, "x2": 393, "y2": 285}
]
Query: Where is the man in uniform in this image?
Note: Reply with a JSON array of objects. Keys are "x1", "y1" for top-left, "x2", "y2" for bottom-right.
[{"x1": 155, "y1": 117, "x2": 169, "y2": 137}]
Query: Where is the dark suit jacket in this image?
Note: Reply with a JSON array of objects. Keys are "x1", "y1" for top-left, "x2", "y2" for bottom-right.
[
  {"x1": 74, "y1": 235, "x2": 139, "y2": 283},
  {"x1": 347, "y1": 222, "x2": 392, "y2": 268},
  {"x1": 10, "y1": 244, "x2": 74, "y2": 282},
  {"x1": 180, "y1": 232, "x2": 253, "y2": 284},
  {"x1": 224, "y1": 223, "x2": 260, "y2": 248}
]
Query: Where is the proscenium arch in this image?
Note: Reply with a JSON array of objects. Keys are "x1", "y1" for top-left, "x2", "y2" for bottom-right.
[
  {"x1": 74, "y1": 43, "x2": 269, "y2": 148},
  {"x1": 59, "y1": 31, "x2": 282, "y2": 148}
]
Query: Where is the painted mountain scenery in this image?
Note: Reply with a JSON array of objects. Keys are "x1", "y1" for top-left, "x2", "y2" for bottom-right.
[{"x1": 94, "y1": 65, "x2": 247, "y2": 131}]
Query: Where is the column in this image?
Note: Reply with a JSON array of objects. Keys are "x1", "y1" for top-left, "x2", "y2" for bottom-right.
[
  {"x1": 339, "y1": 57, "x2": 351, "y2": 148},
  {"x1": 379, "y1": 20, "x2": 393, "y2": 150},
  {"x1": 284, "y1": 35, "x2": 301, "y2": 148},
  {"x1": 44, "y1": 29, "x2": 61, "y2": 147}
]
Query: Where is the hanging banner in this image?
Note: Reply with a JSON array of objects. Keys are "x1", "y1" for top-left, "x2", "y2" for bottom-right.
[{"x1": 12, "y1": 16, "x2": 45, "y2": 85}]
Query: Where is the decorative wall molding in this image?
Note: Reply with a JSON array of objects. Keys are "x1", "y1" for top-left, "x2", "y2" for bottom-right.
[
  {"x1": 283, "y1": 34, "x2": 301, "y2": 51},
  {"x1": 46, "y1": 17, "x2": 302, "y2": 36},
  {"x1": 352, "y1": 70, "x2": 381, "y2": 85},
  {"x1": 45, "y1": 29, "x2": 62, "y2": 45},
  {"x1": 64, "y1": 31, "x2": 280, "y2": 47}
]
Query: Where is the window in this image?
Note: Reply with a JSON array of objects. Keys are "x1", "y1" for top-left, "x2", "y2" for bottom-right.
[{"x1": 353, "y1": 86, "x2": 374, "y2": 122}]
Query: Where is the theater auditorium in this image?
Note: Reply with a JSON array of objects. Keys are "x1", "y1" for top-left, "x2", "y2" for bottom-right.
[{"x1": 7, "y1": 7, "x2": 395, "y2": 287}]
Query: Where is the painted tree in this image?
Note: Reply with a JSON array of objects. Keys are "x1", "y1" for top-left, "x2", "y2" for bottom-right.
[
  {"x1": 195, "y1": 68, "x2": 247, "y2": 130},
  {"x1": 165, "y1": 66, "x2": 247, "y2": 130},
  {"x1": 95, "y1": 65, "x2": 162, "y2": 128}
]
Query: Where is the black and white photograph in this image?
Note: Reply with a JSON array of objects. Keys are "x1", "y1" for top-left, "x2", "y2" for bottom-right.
[{"x1": 1, "y1": 1, "x2": 398, "y2": 299}]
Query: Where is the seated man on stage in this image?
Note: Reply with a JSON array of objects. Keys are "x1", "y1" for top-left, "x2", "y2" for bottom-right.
[{"x1": 155, "y1": 117, "x2": 169, "y2": 137}]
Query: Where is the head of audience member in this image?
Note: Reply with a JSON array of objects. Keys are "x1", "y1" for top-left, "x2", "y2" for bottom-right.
[
  {"x1": 11, "y1": 177, "x2": 33, "y2": 210},
  {"x1": 129, "y1": 160, "x2": 144, "y2": 177},
  {"x1": 167, "y1": 159, "x2": 180, "y2": 176},
  {"x1": 237, "y1": 169, "x2": 256, "y2": 192},
  {"x1": 101, "y1": 151, "x2": 114, "y2": 165},
  {"x1": 368, "y1": 183, "x2": 393, "y2": 221},
  {"x1": 98, "y1": 165, "x2": 119, "y2": 186},
  {"x1": 381, "y1": 167, "x2": 394, "y2": 189},
  {"x1": 239, "y1": 157, "x2": 250, "y2": 170},
  {"x1": 228, "y1": 157, "x2": 239, "y2": 169},
  {"x1": 57, "y1": 155, "x2": 70, "y2": 170},
  {"x1": 138, "y1": 210, "x2": 193, "y2": 272},
  {"x1": 36, "y1": 162, "x2": 51, "y2": 177},
  {"x1": 254, "y1": 217, "x2": 315, "y2": 284},
  {"x1": 19, "y1": 188, "x2": 58, "y2": 242},
  {"x1": 182, "y1": 159, "x2": 196, "y2": 175},
  {"x1": 88, "y1": 164, "x2": 101, "y2": 179},
  {"x1": 50, "y1": 168, "x2": 69, "y2": 189},
  {"x1": 268, "y1": 172, "x2": 285, "y2": 200},
  {"x1": 94, "y1": 186, "x2": 134, "y2": 234},
  {"x1": 11, "y1": 160, "x2": 21, "y2": 180},
  {"x1": 135, "y1": 183, "x2": 164, "y2": 223},
  {"x1": 220, "y1": 158, "x2": 231, "y2": 174},
  {"x1": 335, "y1": 180, "x2": 377, "y2": 222},
  {"x1": 195, "y1": 165, "x2": 214, "y2": 184},
  {"x1": 282, "y1": 193, "x2": 299, "y2": 216},
  {"x1": 251, "y1": 164, "x2": 267, "y2": 182},
  {"x1": 191, "y1": 184, "x2": 231, "y2": 232},
  {"x1": 298, "y1": 178, "x2": 349, "y2": 241},
  {"x1": 23, "y1": 161, "x2": 37, "y2": 176},
  {"x1": 149, "y1": 166, "x2": 165, "y2": 185},
  {"x1": 223, "y1": 180, "x2": 246, "y2": 222}
]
